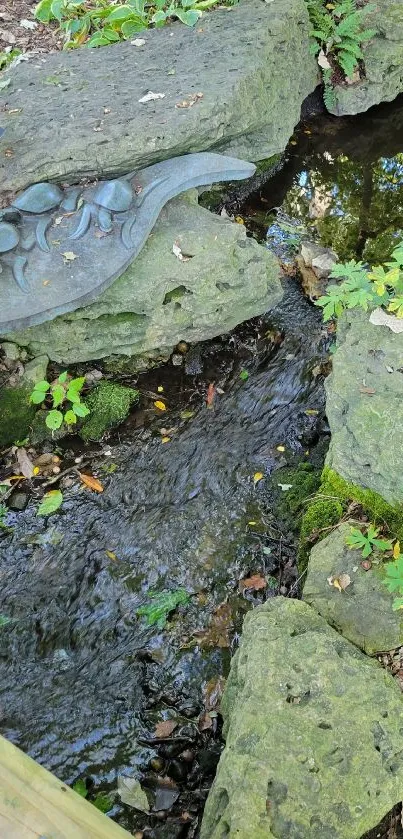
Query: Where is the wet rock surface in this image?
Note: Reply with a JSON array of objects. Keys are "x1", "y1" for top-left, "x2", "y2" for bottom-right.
[
  {"x1": 0, "y1": 281, "x2": 328, "y2": 834},
  {"x1": 325, "y1": 309, "x2": 403, "y2": 506},
  {"x1": 201, "y1": 597, "x2": 403, "y2": 839},
  {"x1": 7, "y1": 194, "x2": 283, "y2": 364},
  {"x1": 303, "y1": 523, "x2": 403, "y2": 655},
  {"x1": 0, "y1": 0, "x2": 318, "y2": 200}
]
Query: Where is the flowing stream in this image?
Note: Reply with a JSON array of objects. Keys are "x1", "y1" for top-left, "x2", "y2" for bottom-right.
[{"x1": 1, "y1": 94, "x2": 403, "y2": 837}]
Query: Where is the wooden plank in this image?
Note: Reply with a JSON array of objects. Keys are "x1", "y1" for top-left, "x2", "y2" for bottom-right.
[{"x1": 0, "y1": 735, "x2": 131, "y2": 839}]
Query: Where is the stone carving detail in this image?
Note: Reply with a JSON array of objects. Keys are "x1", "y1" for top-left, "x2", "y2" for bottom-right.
[{"x1": 0, "y1": 153, "x2": 255, "y2": 334}]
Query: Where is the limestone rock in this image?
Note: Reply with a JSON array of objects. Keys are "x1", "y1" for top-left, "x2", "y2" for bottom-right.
[
  {"x1": 330, "y1": 1, "x2": 403, "y2": 116},
  {"x1": 303, "y1": 522, "x2": 402, "y2": 654},
  {"x1": 201, "y1": 597, "x2": 403, "y2": 839},
  {"x1": 21, "y1": 355, "x2": 49, "y2": 387},
  {"x1": 7, "y1": 196, "x2": 283, "y2": 364},
  {"x1": 0, "y1": 0, "x2": 318, "y2": 199},
  {"x1": 325, "y1": 309, "x2": 403, "y2": 505}
]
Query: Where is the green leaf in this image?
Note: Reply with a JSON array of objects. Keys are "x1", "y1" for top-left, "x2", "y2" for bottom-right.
[
  {"x1": 137, "y1": 589, "x2": 190, "y2": 628},
  {"x1": 37, "y1": 489, "x2": 63, "y2": 516},
  {"x1": 33, "y1": 380, "x2": 50, "y2": 392},
  {"x1": 72, "y1": 402, "x2": 90, "y2": 418},
  {"x1": 58, "y1": 371, "x2": 68, "y2": 383},
  {"x1": 64, "y1": 409, "x2": 77, "y2": 425},
  {"x1": 392, "y1": 597, "x2": 403, "y2": 611},
  {"x1": 121, "y1": 17, "x2": 147, "y2": 36},
  {"x1": 35, "y1": 0, "x2": 54, "y2": 22},
  {"x1": 72, "y1": 780, "x2": 88, "y2": 798},
  {"x1": 66, "y1": 388, "x2": 81, "y2": 405},
  {"x1": 51, "y1": 384, "x2": 65, "y2": 408},
  {"x1": 105, "y1": 4, "x2": 139, "y2": 21},
  {"x1": 239, "y1": 370, "x2": 249, "y2": 381},
  {"x1": 30, "y1": 390, "x2": 48, "y2": 405},
  {"x1": 68, "y1": 376, "x2": 85, "y2": 393},
  {"x1": 45, "y1": 409, "x2": 64, "y2": 430},
  {"x1": 173, "y1": 8, "x2": 201, "y2": 25},
  {"x1": 87, "y1": 33, "x2": 111, "y2": 46},
  {"x1": 50, "y1": 0, "x2": 64, "y2": 21}
]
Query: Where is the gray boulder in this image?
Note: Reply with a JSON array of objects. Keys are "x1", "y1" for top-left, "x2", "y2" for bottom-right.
[
  {"x1": 330, "y1": 0, "x2": 403, "y2": 116},
  {"x1": 7, "y1": 194, "x2": 283, "y2": 364},
  {"x1": 303, "y1": 522, "x2": 402, "y2": 655},
  {"x1": 325, "y1": 309, "x2": 403, "y2": 505},
  {"x1": 0, "y1": 0, "x2": 318, "y2": 200},
  {"x1": 201, "y1": 597, "x2": 403, "y2": 839}
]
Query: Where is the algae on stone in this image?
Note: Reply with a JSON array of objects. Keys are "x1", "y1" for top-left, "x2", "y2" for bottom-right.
[
  {"x1": 325, "y1": 309, "x2": 403, "y2": 506},
  {"x1": 80, "y1": 381, "x2": 139, "y2": 441},
  {"x1": 7, "y1": 196, "x2": 283, "y2": 365},
  {"x1": 201, "y1": 597, "x2": 403, "y2": 839},
  {"x1": 0, "y1": 386, "x2": 36, "y2": 448},
  {"x1": 303, "y1": 522, "x2": 403, "y2": 654}
]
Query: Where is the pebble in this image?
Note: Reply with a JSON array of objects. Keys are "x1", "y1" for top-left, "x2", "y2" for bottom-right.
[{"x1": 171, "y1": 353, "x2": 183, "y2": 366}]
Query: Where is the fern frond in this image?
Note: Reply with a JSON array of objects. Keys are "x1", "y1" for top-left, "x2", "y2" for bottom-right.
[{"x1": 338, "y1": 49, "x2": 358, "y2": 77}]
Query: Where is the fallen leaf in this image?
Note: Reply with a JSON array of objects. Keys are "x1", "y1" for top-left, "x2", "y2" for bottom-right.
[
  {"x1": 206, "y1": 383, "x2": 216, "y2": 408},
  {"x1": 157, "y1": 385, "x2": 164, "y2": 392},
  {"x1": 117, "y1": 776, "x2": 149, "y2": 812},
  {"x1": 37, "y1": 489, "x2": 63, "y2": 516},
  {"x1": 198, "y1": 711, "x2": 213, "y2": 731},
  {"x1": 194, "y1": 602, "x2": 232, "y2": 648},
  {"x1": 253, "y1": 472, "x2": 264, "y2": 484},
  {"x1": 105, "y1": 550, "x2": 117, "y2": 561},
  {"x1": 359, "y1": 385, "x2": 376, "y2": 396},
  {"x1": 317, "y1": 48, "x2": 331, "y2": 70},
  {"x1": 203, "y1": 675, "x2": 226, "y2": 711},
  {"x1": 138, "y1": 91, "x2": 165, "y2": 103},
  {"x1": 62, "y1": 251, "x2": 78, "y2": 263},
  {"x1": 172, "y1": 241, "x2": 190, "y2": 262},
  {"x1": 16, "y1": 447, "x2": 34, "y2": 479},
  {"x1": 327, "y1": 573, "x2": 351, "y2": 592},
  {"x1": 161, "y1": 436, "x2": 170, "y2": 443},
  {"x1": 154, "y1": 719, "x2": 177, "y2": 738},
  {"x1": 175, "y1": 92, "x2": 203, "y2": 109},
  {"x1": 79, "y1": 473, "x2": 104, "y2": 493},
  {"x1": 154, "y1": 400, "x2": 167, "y2": 411},
  {"x1": 276, "y1": 445, "x2": 285, "y2": 452},
  {"x1": 304, "y1": 409, "x2": 319, "y2": 416},
  {"x1": 239, "y1": 574, "x2": 267, "y2": 592}
]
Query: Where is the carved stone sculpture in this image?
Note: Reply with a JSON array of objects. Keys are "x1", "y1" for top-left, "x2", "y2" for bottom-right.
[{"x1": 0, "y1": 153, "x2": 256, "y2": 334}]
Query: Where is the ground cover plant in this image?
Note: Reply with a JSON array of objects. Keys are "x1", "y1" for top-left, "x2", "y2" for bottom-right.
[
  {"x1": 30, "y1": 370, "x2": 90, "y2": 430},
  {"x1": 34, "y1": 0, "x2": 237, "y2": 48}
]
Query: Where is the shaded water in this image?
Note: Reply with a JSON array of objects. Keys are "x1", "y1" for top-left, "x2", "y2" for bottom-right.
[{"x1": 1, "y1": 94, "x2": 403, "y2": 836}]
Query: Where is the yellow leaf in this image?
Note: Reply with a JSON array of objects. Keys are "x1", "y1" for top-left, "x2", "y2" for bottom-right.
[
  {"x1": 161, "y1": 436, "x2": 171, "y2": 443},
  {"x1": 248, "y1": 521, "x2": 257, "y2": 526},
  {"x1": 62, "y1": 251, "x2": 78, "y2": 262},
  {"x1": 154, "y1": 400, "x2": 167, "y2": 411},
  {"x1": 33, "y1": 466, "x2": 40, "y2": 475},
  {"x1": 106, "y1": 550, "x2": 117, "y2": 561},
  {"x1": 234, "y1": 216, "x2": 244, "y2": 225},
  {"x1": 290, "y1": 140, "x2": 297, "y2": 145},
  {"x1": 276, "y1": 445, "x2": 285, "y2": 452},
  {"x1": 157, "y1": 386, "x2": 164, "y2": 393},
  {"x1": 327, "y1": 574, "x2": 351, "y2": 592},
  {"x1": 253, "y1": 472, "x2": 264, "y2": 484},
  {"x1": 79, "y1": 473, "x2": 104, "y2": 493},
  {"x1": 304, "y1": 409, "x2": 319, "y2": 416},
  {"x1": 393, "y1": 541, "x2": 401, "y2": 559}
]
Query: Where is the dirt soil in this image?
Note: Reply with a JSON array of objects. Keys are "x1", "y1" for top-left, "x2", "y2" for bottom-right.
[{"x1": 0, "y1": 0, "x2": 61, "y2": 56}]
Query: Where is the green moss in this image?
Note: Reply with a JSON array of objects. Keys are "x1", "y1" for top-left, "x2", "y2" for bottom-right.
[
  {"x1": 0, "y1": 386, "x2": 36, "y2": 447},
  {"x1": 274, "y1": 462, "x2": 321, "y2": 532},
  {"x1": 80, "y1": 381, "x2": 139, "y2": 441},
  {"x1": 299, "y1": 466, "x2": 403, "y2": 572}
]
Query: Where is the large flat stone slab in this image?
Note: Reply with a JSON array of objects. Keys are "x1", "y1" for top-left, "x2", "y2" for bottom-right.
[
  {"x1": 6, "y1": 193, "x2": 283, "y2": 364},
  {"x1": 201, "y1": 597, "x2": 403, "y2": 839},
  {"x1": 0, "y1": 0, "x2": 318, "y2": 203},
  {"x1": 303, "y1": 522, "x2": 403, "y2": 655},
  {"x1": 325, "y1": 310, "x2": 403, "y2": 505}
]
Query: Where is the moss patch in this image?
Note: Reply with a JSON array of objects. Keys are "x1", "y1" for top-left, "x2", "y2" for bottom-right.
[
  {"x1": 0, "y1": 386, "x2": 36, "y2": 448},
  {"x1": 299, "y1": 466, "x2": 403, "y2": 572},
  {"x1": 80, "y1": 381, "x2": 139, "y2": 441},
  {"x1": 274, "y1": 462, "x2": 321, "y2": 533}
]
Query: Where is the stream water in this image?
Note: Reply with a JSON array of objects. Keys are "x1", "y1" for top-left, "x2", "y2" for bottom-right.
[{"x1": 1, "y1": 94, "x2": 403, "y2": 838}]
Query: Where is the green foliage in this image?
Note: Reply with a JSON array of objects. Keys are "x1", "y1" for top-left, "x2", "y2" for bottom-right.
[
  {"x1": 72, "y1": 779, "x2": 88, "y2": 797},
  {"x1": 37, "y1": 489, "x2": 64, "y2": 516},
  {"x1": 30, "y1": 371, "x2": 89, "y2": 431},
  {"x1": 34, "y1": 0, "x2": 234, "y2": 48},
  {"x1": 316, "y1": 241, "x2": 403, "y2": 321},
  {"x1": 0, "y1": 386, "x2": 36, "y2": 449},
  {"x1": 0, "y1": 49, "x2": 22, "y2": 71},
  {"x1": 0, "y1": 503, "x2": 8, "y2": 530},
  {"x1": 137, "y1": 588, "x2": 190, "y2": 628},
  {"x1": 0, "y1": 614, "x2": 13, "y2": 628},
  {"x1": 383, "y1": 556, "x2": 403, "y2": 611},
  {"x1": 80, "y1": 381, "x2": 139, "y2": 441},
  {"x1": 306, "y1": 0, "x2": 376, "y2": 105},
  {"x1": 345, "y1": 524, "x2": 393, "y2": 558},
  {"x1": 72, "y1": 780, "x2": 112, "y2": 813}
]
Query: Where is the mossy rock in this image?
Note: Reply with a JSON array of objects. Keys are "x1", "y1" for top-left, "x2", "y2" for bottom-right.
[
  {"x1": 0, "y1": 386, "x2": 36, "y2": 448},
  {"x1": 299, "y1": 466, "x2": 403, "y2": 572},
  {"x1": 80, "y1": 381, "x2": 139, "y2": 441}
]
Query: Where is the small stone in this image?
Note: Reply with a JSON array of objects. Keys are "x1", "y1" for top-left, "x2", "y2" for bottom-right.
[
  {"x1": 171, "y1": 353, "x2": 183, "y2": 366},
  {"x1": 8, "y1": 491, "x2": 28, "y2": 511},
  {"x1": 361, "y1": 559, "x2": 372, "y2": 571},
  {"x1": 22, "y1": 355, "x2": 49, "y2": 387},
  {"x1": 177, "y1": 342, "x2": 189, "y2": 354},
  {"x1": 1, "y1": 342, "x2": 20, "y2": 361}
]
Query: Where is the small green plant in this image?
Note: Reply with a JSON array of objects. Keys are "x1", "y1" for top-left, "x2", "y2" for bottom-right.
[
  {"x1": 0, "y1": 49, "x2": 22, "y2": 71},
  {"x1": 72, "y1": 780, "x2": 112, "y2": 813},
  {"x1": 306, "y1": 0, "x2": 376, "y2": 106},
  {"x1": 30, "y1": 370, "x2": 90, "y2": 430},
  {"x1": 0, "y1": 504, "x2": 8, "y2": 530},
  {"x1": 37, "y1": 489, "x2": 64, "y2": 516},
  {"x1": 345, "y1": 524, "x2": 393, "y2": 558},
  {"x1": 137, "y1": 588, "x2": 190, "y2": 628},
  {"x1": 35, "y1": 0, "x2": 235, "y2": 48},
  {"x1": 383, "y1": 550, "x2": 403, "y2": 611},
  {"x1": 316, "y1": 241, "x2": 403, "y2": 321}
]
